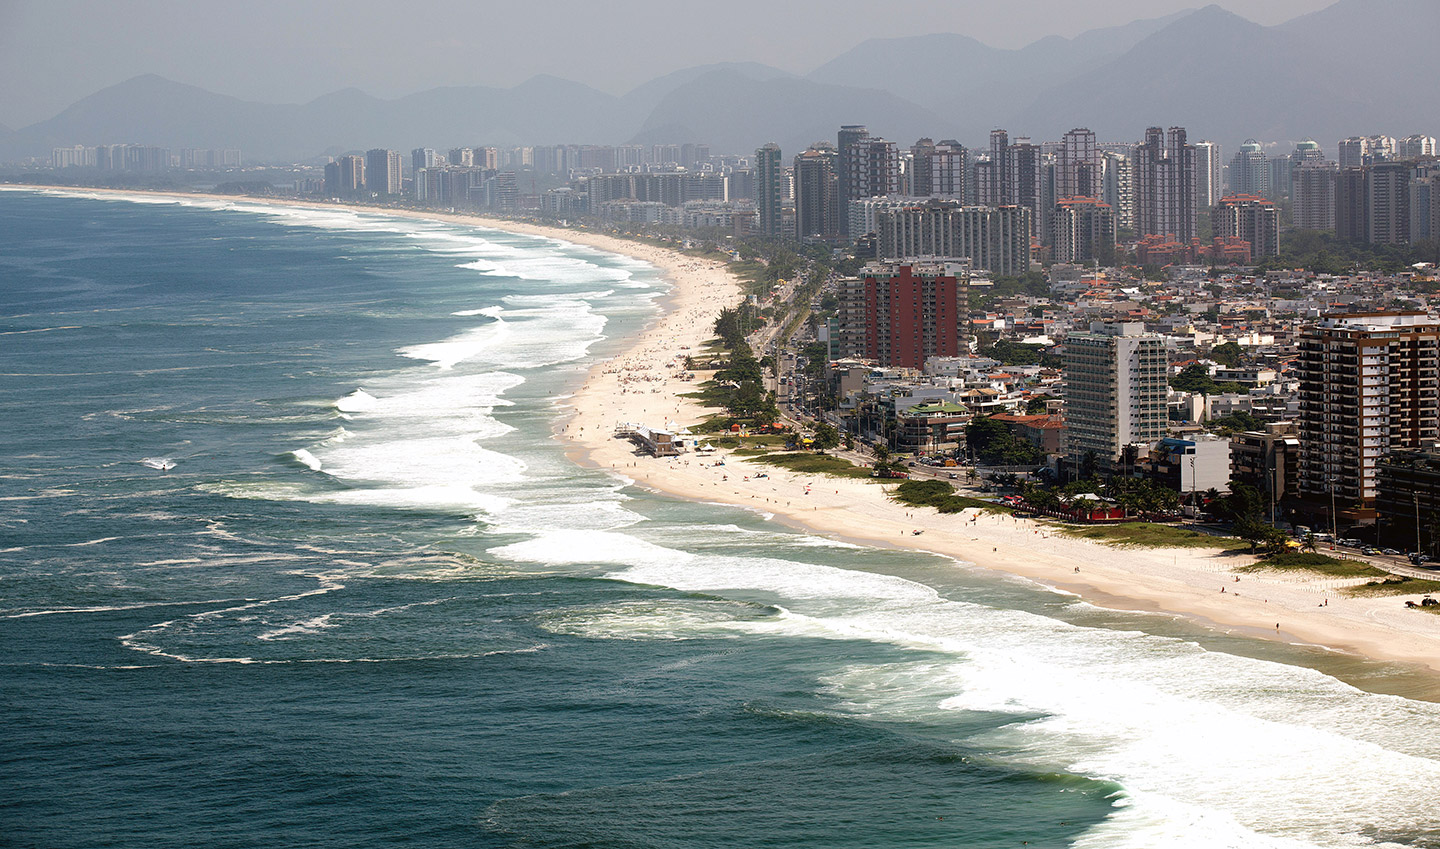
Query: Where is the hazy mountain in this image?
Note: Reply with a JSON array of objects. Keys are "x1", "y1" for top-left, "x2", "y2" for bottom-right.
[
  {"x1": 4, "y1": 0, "x2": 1438, "y2": 164},
  {"x1": 3, "y1": 74, "x2": 631, "y2": 161},
  {"x1": 1008, "y1": 1, "x2": 1428, "y2": 149},
  {"x1": 628, "y1": 69, "x2": 950, "y2": 153},
  {"x1": 621, "y1": 62, "x2": 795, "y2": 116},
  {"x1": 807, "y1": 12, "x2": 1189, "y2": 141},
  {"x1": 1272, "y1": 0, "x2": 1440, "y2": 127}
]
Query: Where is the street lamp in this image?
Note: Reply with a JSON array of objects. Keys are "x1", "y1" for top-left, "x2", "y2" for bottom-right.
[
  {"x1": 1329, "y1": 476, "x2": 1338, "y2": 543},
  {"x1": 1415, "y1": 491, "x2": 1423, "y2": 556}
]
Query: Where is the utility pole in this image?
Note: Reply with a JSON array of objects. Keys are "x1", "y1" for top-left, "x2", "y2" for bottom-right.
[
  {"x1": 1329, "y1": 477, "x2": 1338, "y2": 543},
  {"x1": 1416, "y1": 491, "x2": 1422, "y2": 555}
]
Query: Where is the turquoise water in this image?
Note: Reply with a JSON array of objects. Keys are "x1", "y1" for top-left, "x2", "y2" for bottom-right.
[{"x1": 2, "y1": 188, "x2": 1439, "y2": 849}]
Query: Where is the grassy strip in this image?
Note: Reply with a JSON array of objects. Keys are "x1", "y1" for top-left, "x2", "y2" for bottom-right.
[
  {"x1": 890, "y1": 479, "x2": 1007, "y2": 514},
  {"x1": 1058, "y1": 522, "x2": 1233, "y2": 549},
  {"x1": 746, "y1": 452, "x2": 875, "y2": 479},
  {"x1": 1345, "y1": 576, "x2": 1440, "y2": 597},
  {"x1": 1237, "y1": 552, "x2": 1384, "y2": 578}
]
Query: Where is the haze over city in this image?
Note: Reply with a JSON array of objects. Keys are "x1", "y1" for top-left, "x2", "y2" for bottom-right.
[{"x1": 1, "y1": 0, "x2": 1333, "y2": 128}]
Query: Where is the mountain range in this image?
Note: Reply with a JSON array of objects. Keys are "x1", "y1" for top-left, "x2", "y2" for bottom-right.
[{"x1": 3, "y1": 0, "x2": 1435, "y2": 164}]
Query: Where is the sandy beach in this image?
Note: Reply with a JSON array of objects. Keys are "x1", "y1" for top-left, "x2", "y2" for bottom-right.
[{"x1": 17, "y1": 184, "x2": 1440, "y2": 676}]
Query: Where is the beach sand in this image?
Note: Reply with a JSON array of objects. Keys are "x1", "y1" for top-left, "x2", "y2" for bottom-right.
[{"x1": 18, "y1": 185, "x2": 1440, "y2": 675}]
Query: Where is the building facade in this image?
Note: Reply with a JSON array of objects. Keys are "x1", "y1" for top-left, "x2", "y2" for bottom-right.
[
  {"x1": 1214, "y1": 194, "x2": 1281, "y2": 258},
  {"x1": 1050, "y1": 196, "x2": 1116, "y2": 265},
  {"x1": 1062, "y1": 322, "x2": 1168, "y2": 470},
  {"x1": 1292, "y1": 162, "x2": 1338, "y2": 231},
  {"x1": 862, "y1": 261, "x2": 968, "y2": 369},
  {"x1": 1228, "y1": 140, "x2": 1270, "y2": 198},
  {"x1": 1296, "y1": 313, "x2": 1440, "y2": 519},
  {"x1": 1193, "y1": 140, "x2": 1222, "y2": 212},
  {"x1": 793, "y1": 143, "x2": 840, "y2": 240},
  {"x1": 754, "y1": 143, "x2": 784, "y2": 237},
  {"x1": 874, "y1": 200, "x2": 1031, "y2": 276},
  {"x1": 1133, "y1": 126, "x2": 1196, "y2": 240}
]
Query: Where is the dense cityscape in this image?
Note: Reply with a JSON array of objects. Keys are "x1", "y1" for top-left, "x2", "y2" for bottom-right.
[{"x1": 22, "y1": 120, "x2": 1440, "y2": 558}]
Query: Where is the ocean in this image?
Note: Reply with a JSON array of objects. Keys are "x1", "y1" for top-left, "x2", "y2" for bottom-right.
[{"x1": 2, "y1": 187, "x2": 1438, "y2": 849}]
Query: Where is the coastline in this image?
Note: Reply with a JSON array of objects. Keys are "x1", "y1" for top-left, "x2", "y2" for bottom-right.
[{"x1": 12, "y1": 183, "x2": 1440, "y2": 678}]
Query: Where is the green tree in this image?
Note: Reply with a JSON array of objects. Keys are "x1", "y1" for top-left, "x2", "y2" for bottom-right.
[
  {"x1": 1210, "y1": 341, "x2": 1245, "y2": 368},
  {"x1": 965, "y1": 416, "x2": 1041, "y2": 465},
  {"x1": 812, "y1": 423, "x2": 841, "y2": 453}
]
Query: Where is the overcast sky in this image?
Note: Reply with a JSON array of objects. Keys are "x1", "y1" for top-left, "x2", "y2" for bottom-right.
[{"x1": 0, "y1": 0, "x2": 1335, "y2": 129}]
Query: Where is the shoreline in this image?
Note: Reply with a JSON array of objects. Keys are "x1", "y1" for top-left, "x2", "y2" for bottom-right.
[{"x1": 12, "y1": 183, "x2": 1440, "y2": 680}]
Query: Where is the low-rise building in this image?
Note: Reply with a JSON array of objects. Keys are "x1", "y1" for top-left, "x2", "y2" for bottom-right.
[{"x1": 1230, "y1": 422, "x2": 1301, "y2": 504}]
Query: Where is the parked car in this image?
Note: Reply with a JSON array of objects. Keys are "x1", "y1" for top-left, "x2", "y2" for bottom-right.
[
  {"x1": 1381, "y1": 548, "x2": 1401, "y2": 556},
  {"x1": 1362, "y1": 547, "x2": 1381, "y2": 555}
]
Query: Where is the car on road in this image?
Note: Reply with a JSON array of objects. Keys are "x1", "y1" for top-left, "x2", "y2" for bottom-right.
[
  {"x1": 1362, "y1": 547, "x2": 1381, "y2": 555},
  {"x1": 1381, "y1": 548, "x2": 1401, "y2": 556}
]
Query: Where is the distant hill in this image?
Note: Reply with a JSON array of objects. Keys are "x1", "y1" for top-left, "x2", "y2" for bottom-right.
[
  {"x1": 3, "y1": 0, "x2": 1437, "y2": 163},
  {"x1": 1009, "y1": 0, "x2": 1439, "y2": 150},
  {"x1": 628, "y1": 69, "x2": 952, "y2": 153},
  {"x1": 806, "y1": 11, "x2": 1188, "y2": 142}
]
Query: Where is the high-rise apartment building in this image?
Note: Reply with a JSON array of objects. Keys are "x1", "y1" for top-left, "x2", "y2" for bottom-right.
[
  {"x1": 337, "y1": 155, "x2": 365, "y2": 198},
  {"x1": 836, "y1": 125, "x2": 870, "y2": 234},
  {"x1": 931, "y1": 140, "x2": 967, "y2": 200},
  {"x1": 1051, "y1": 197, "x2": 1115, "y2": 265},
  {"x1": 1228, "y1": 140, "x2": 1270, "y2": 198},
  {"x1": 861, "y1": 261, "x2": 967, "y2": 369},
  {"x1": 1412, "y1": 168, "x2": 1440, "y2": 244},
  {"x1": 1010, "y1": 138, "x2": 1043, "y2": 237},
  {"x1": 1399, "y1": 135, "x2": 1437, "y2": 159},
  {"x1": 1297, "y1": 313, "x2": 1440, "y2": 517},
  {"x1": 365, "y1": 149, "x2": 402, "y2": 195},
  {"x1": 1292, "y1": 161, "x2": 1338, "y2": 231},
  {"x1": 1367, "y1": 162, "x2": 1412, "y2": 245},
  {"x1": 909, "y1": 138, "x2": 935, "y2": 197},
  {"x1": 1340, "y1": 136, "x2": 1397, "y2": 167},
  {"x1": 874, "y1": 200, "x2": 1031, "y2": 276},
  {"x1": 854, "y1": 138, "x2": 900, "y2": 199},
  {"x1": 793, "y1": 143, "x2": 840, "y2": 241},
  {"x1": 1102, "y1": 151, "x2": 1135, "y2": 231},
  {"x1": 987, "y1": 129, "x2": 1013, "y2": 205},
  {"x1": 1335, "y1": 167, "x2": 1368, "y2": 240},
  {"x1": 755, "y1": 143, "x2": 784, "y2": 237},
  {"x1": 1193, "y1": 141, "x2": 1222, "y2": 212},
  {"x1": 448, "y1": 148, "x2": 474, "y2": 168},
  {"x1": 412, "y1": 148, "x2": 441, "y2": 173},
  {"x1": 1057, "y1": 128, "x2": 1101, "y2": 201},
  {"x1": 1214, "y1": 195, "x2": 1281, "y2": 258},
  {"x1": 1062, "y1": 322, "x2": 1168, "y2": 470},
  {"x1": 1133, "y1": 126, "x2": 1196, "y2": 240}
]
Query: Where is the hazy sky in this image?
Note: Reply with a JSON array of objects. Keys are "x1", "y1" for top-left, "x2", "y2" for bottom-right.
[{"x1": 0, "y1": 0, "x2": 1335, "y2": 129}]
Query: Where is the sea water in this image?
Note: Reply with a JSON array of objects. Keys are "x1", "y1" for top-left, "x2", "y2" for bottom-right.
[{"x1": 2, "y1": 188, "x2": 1438, "y2": 849}]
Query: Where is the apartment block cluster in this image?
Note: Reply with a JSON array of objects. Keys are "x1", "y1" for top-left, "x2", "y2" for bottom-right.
[
  {"x1": 50, "y1": 144, "x2": 242, "y2": 171},
  {"x1": 756, "y1": 126, "x2": 1440, "y2": 276},
  {"x1": 746, "y1": 125, "x2": 1284, "y2": 271}
]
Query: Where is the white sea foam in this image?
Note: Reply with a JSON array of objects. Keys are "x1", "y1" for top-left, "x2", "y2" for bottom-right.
[
  {"x1": 288, "y1": 449, "x2": 323, "y2": 471},
  {"x1": 334, "y1": 388, "x2": 378, "y2": 413},
  {"x1": 496, "y1": 526, "x2": 1440, "y2": 848},
  {"x1": 399, "y1": 299, "x2": 605, "y2": 371},
  {"x1": 139, "y1": 457, "x2": 176, "y2": 471}
]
